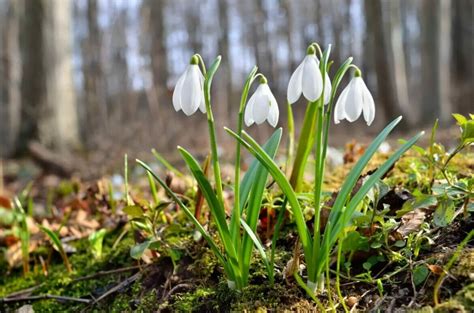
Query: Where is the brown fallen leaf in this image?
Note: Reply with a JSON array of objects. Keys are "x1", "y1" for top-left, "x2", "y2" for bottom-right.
[
  {"x1": 428, "y1": 264, "x2": 444, "y2": 275},
  {"x1": 0, "y1": 195, "x2": 12, "y2": 209},
  {"x1": 398, "y1": 208, "x2": 426, "y2": 237}
]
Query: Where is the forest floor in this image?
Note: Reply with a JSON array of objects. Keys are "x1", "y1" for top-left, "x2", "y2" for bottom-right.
[{"x1": 0, "y1": 126, "x2": 473, "y2": 312}]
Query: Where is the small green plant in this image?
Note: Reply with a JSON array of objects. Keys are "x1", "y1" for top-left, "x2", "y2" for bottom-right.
[
  {"x1": 88, "y1": 229, "x2": 107, "y2": 260},
  {"x1": 39, "y1": 225, "x2": 72, "y2": 273}
]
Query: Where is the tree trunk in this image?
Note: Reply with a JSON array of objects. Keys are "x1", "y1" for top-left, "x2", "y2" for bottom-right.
[
  {"x1": 388, "y1": 0, "x2": 412, "y2": 124},
  {"x1": 40, "y1": 0, "x2": 79, "y2": 150},
  {"x1": 0, "y1": 0, "x2": 21, "y2": 157},
  {"x1": 420, "y1": 0, "x2": 450, "y2": 124},
  {"x1": 365, "y1": 0, "x2": 400, "y2": 124},
  {"x1": 81, "y1": 0, "x2": 107, "y2": 146},
  {"x1": 217, "y1": 0, "x2": 233, "y2": 124},
  {"x1": 19, "y1": 0, "x2": 79, "y2": 152}
]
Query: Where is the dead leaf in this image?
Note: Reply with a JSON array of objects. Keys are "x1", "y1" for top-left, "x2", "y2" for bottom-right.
[
  {"x1": 398, "y1": 208, "x2": 426, "y2": 236},
  {"x1": 0, "y1": 195, "x2": 12, "y2": 208},
  {"x1": 428, "y1": 264, "x2": 444, "y2": 275}
]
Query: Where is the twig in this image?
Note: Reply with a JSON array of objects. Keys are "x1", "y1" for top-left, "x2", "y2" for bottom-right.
[
  {"x1": 71, "y1": 265, "x2": 143, "y2": 283},
  {"x1": 162, "y1": 283, "x2": 192, "y2": 301},
  {"x1": 349, "y1": 287, "x2": 375, "y2": 313},
  {"x1": 1, "y1": 294, "x2": 91, "y2": 304},
  {"x1": 2, "y1": 284, "x2": 43, "y2": 299},
  {"x1": 81, "y1": 272, "x2": 142, "y2": 312}
]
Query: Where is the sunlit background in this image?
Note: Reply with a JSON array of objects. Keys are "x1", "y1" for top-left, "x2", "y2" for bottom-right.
[{"x1": 0, "y1": 0, "x2": 472, "y2": 171}]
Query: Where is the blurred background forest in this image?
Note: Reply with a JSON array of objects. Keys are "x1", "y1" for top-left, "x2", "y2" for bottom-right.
[{"x1": 0, "y1": 0, "x2": 472, "y2": 167}]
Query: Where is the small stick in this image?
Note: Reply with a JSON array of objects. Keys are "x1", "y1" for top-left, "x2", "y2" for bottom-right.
[
  {"x1": 81, "y1": 272, "x2": 142, "y2": 312},
  {"x1": 71, "y1": 265, "x2": 143, "y2": 283},
  {"x1": 1, "y1": 294, "x2": 91, "y2": 304},
  {"x1": 2, "y1": 284, "x2": 43, "y2": 299}
]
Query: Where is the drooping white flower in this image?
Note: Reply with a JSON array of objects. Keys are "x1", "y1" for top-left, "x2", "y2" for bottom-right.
[
  {"x1": 334, "y1": 73, "x2": 375, "y2": 126},
  {"x1": 245, "y1": 80, "x2": 279, "y2": 127},
  {"x1": 287, "y1": 46, "x2": 332, "y2": 105},
  {"x1": 172, "y1": 56, "x2": 206, "y2": 116}
]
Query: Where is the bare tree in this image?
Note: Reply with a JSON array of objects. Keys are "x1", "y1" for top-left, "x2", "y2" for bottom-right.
[
  {"x1": 420, "y1": 0, "x2": 451, "y2": 124},
  {"x1": 19, "y1": 0, "x2": 79, "y2": 152},
  {"x1": 0, "y1": 0, "x2": 21, "y2": 157},
  {"x1": 81, "y1": 0, "x2": 107, "y2": 146}
]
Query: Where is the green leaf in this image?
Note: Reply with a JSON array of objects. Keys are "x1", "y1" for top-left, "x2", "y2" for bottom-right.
[
  {"x1": 413, "y1": 265, "x2": 429, "y2": 286},
  {"x1": 130, "y1": 240, "x2": 152, "y2": 260},
  {"x1": 89, "y1": 229, "x2": 107, "y2": 259},
  {"x1": 123, "y1": 205, "x2": 144, "y2": 218},
  {"x1": 396, "y1": 195, "x2": 437, "y2": 217},
  {"x1": 225, "y1": 127, "x2": 313, "y2": 266},
  {"x1": 39, "y1": 225, "x2": 71, "y2": 272},
  {"x1": 434, "y1": 199, "x2": 455, "y2": 227},
  {"x1": 452, "y1": 113, "x2": 467, "y2": 125},
  {"x1": 342, "y1": 231, "x2": 369, "y2": 252},
  {"x1": 136, "y1": 159, "x2": 229, "y2": 276},
  {"x1": 461, "y1": 120, "x2": 474, "y2": 144},
  {"x1": 239, "y1": 129, "x2": 281, "y2": 285},
  {"x1": 240, "y1": 219, "x2": 273, "y2": 284}
]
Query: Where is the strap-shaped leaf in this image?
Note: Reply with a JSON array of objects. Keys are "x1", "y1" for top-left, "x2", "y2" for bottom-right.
[
  {"x1": 240, "y1": 218, "x2": 273, "y2": 284},
  {"x1": 239, "y1": 128, "x2": 281, "y2": 284},
  {"x1": 136, "y1": 159, "x2": 231, "y2": 276},
  {"x1": 177, "y1": 147, "x2": 242, "y2": 280},
  {"x1": 225, "y1": 127, "x2": 313, "y2": 263}
]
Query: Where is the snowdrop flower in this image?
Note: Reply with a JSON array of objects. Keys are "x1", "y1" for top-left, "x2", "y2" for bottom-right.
[
  {"x1": 173, "y1": 55, "x2": 206, "y2": 116},
  {"x1": 245, "y1": 77, "x2": 279, "y2": 127},
  {"x1": 334, "y1": 70, "x2": 375, "y2": 126},
  {"x1": 288, "y1": 45, "x2": 332, "y2": 104}
]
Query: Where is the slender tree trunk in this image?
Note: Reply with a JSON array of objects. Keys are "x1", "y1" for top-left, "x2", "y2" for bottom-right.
[
  {"x1": 82, "y1": 0, "x2": 107, "y2": 146},
  {"x1": 19, "y1": 0, "x2": 79, "y2": 152},
  {"x1": 420, "y1": 0, "x2": 449, "y2": 124},
  {"x1": 0, "y1": 0, "x2": 21, "y2": 157},
  {"x1": 40, "y1": 0, "x2": 79, "y2": 150},
  {"x1": 438, "y1": 0, "x2": 451, "y2": 123},
  {"x1": 365, "y1": 0, "x2": 400, "y2": 123},
  {"x1": 217, "y1": 0, "x2": 233, "y2": 124},
  {"x1": 388, "y1": 0, "x2": 412, "y2": 124}
]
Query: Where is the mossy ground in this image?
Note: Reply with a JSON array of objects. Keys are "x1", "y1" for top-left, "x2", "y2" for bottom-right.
[{"x1": 1, "y1": 150, "x2": 473, "y2": 312}]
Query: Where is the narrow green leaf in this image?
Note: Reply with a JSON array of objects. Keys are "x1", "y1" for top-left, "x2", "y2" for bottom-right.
[
  {"x1": 239, "y1": 129, "x2": 281, "y2": 285},
  {"x1": 40, "y1": 225, "x2": 72, "y2": 272},
  {"x1": 225, "y1": 127, "x2": 313, "y2": 264},
  {"x1": 136, "y1": 159, "x2": 228, "y2": 274},
  {"x1": 240, "y1": 218, "x2": 273, "y2": 284}
]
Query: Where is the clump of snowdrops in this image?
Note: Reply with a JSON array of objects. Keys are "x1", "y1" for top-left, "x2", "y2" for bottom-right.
[{"x1": 137, "y1": 42, "x2": 423, "y2": 299}]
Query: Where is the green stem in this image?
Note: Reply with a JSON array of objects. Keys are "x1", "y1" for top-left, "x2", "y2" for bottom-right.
[
  {"x1": 336, "y1": 236, "x2": 349, "y2": 312},
  {"x1": 230, "y1": 67, "x2": 258, "y2": 248},
  {"x1": 289, "y1": 100, "x2": 318, "y2": 191}
]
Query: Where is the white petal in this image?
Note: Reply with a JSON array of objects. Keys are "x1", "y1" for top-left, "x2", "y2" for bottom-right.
[
  {"x1": 360, "y1": 79, "x2": 375, "y2": 126},
  {"x1": 266, "y1": 88, "x2": 279, "y2": 127},
  {"x1": 198, "y1": 73, "x2": 206, "y2": 113},
  {"x1": 252, "y1": 85, "x2": 270, "y2": 124},
  {"x1": 181, "y1": 65, "x2": 202, "y2": 116},
  {"x1": 323, "y1": 72, "x2": 332, "y2": 105},
  {"x1": 344, "y1": 77, "x2": 363, "y2": 122},
  {"x1": 302, "y1": 55, "x2": 323, "y2": 102},
  {"x1": 172, "y1": 70, "x2": 187, "y2": 111},
  {"x1": 244, "y1": 92, "x2": 257, "y2": 126},
  {"x1": 334, "y1": 84, "x2": 350, "y2": 124},
  {"x1": 287, "y1": 60, "x2": 304, "y2": 104}
]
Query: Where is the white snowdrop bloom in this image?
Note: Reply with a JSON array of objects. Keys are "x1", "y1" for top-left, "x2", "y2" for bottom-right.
[
  {"x1": 172, "y1": 56, "x2": 206, "y2": 116},
  {"x1": 245, "y1": 80, "x2": 279, "y2": 127},
  {"x1": 288, "y1": 46, "x2": 331, "y2": 104},
  {"x1": 334, "y1": 74, "x2": 375, "y2": 126}
]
